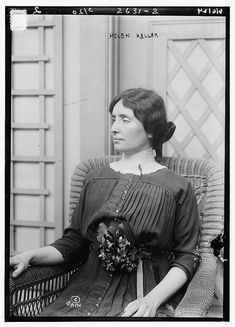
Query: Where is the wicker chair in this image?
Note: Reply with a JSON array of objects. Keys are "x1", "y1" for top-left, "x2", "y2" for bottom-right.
[{"x1": 8, "y1": 155, "x2": 224, "y2": 318}]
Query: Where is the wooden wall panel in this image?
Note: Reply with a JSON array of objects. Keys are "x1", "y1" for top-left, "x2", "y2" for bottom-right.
[
  {"x1": 11, "y1": 15, "x2": 63, "y2": 253},
  {"x1": 149, "y1": 17, "x2": 225, "y2": 167}
]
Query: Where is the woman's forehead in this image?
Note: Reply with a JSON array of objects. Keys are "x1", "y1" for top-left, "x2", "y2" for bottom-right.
[{"x1": 112, "y1": 100, "x2": 134, "y2": 117}]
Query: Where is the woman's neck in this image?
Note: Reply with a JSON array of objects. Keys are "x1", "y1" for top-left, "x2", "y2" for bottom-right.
[
  {"x1": 110, "y1": 147, "x2": 165, "y2": 174},
  {"x1": 121, "y1": 147, "x2": 156, "y2": 166}
]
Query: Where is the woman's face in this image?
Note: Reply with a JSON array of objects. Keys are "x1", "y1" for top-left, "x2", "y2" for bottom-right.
[{"x1": 110, "y1": 100, "x2": 151, "y2": 155}]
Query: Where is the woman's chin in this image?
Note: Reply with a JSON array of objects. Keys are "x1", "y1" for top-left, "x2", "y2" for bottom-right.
[{"x1": 113, "y1": 145, "x2": 124, "y2": 152}]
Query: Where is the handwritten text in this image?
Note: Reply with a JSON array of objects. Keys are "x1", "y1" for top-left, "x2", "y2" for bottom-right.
[{"x1": 109, "y1": 33, "x2": 158, "y2": 40}]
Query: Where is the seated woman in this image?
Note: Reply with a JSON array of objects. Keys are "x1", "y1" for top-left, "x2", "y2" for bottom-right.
[{"x1": 10, "y1": 88, "x2": 201, "y2": 317}]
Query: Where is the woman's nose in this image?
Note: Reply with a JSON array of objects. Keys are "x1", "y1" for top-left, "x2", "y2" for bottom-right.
[{"x1": 110, "y1": 120, "x2": 120, "y2": 134}]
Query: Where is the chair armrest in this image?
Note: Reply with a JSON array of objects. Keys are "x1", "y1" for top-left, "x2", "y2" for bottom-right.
[
  {"x1": 9, "y1": 263, "x2": 80, "y2": 317},
  {"x1": 174, "y1": 255, "x2": 217, "y2": 317},
  {"x1": 9, "y1": 263, "x2": 78, "y2": 293}
]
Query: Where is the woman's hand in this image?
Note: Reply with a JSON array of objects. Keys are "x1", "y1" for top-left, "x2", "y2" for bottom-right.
[
  {"x1": 121, "y1": 296, "x2": 158, "y2": 317},
  {"x1": 122, "y1": 266, "x2": 188, "y2": 317},
  {"x1": 10, "y1": 252, "x2": 32, "y2": 278},
  {"x1": 10, "y1": 246, "x2": 65, "y2": 279}
]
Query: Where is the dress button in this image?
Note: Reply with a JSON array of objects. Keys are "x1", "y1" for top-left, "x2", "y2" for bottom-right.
[
  {"x1": 88, "y1": 312, "x2": 91, "y2": 316},
  {"x1": 124, "y1": 190, "x2": 127, "y2": 194},
  {"x1": 119, "y1": 203, "x2": 122, "y2": 207},
  {"x1": 116, "y1": 209, "x2": 119, "y2": 213},
  {"x1": 96, "y1": 303, "x2": 99, "y2": 307},
  {"x1": 99, "y1": 297, "x2": 102, "y2": 301}
]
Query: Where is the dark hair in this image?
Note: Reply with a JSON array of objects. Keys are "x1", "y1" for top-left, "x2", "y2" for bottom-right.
[{"x1": 109, "y1": 88, "x2": 168, "y2": 151}]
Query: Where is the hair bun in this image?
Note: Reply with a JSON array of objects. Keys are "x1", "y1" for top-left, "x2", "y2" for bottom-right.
[
  {"x1": 164, "y1": 122, "x2": 176, "y2": 143},
  {"x1": 154, "y1": 122, "x2": 175, "y2": 157}
]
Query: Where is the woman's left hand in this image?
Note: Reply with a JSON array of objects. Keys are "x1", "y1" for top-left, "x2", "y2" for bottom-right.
[{"x1": 121, "y1": 296, "x2": 158, "y2": 317}]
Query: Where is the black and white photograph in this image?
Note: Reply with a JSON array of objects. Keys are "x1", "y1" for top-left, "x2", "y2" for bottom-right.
[{"x1": 4, "y1": 2, "x2": 230, "y2": 323}]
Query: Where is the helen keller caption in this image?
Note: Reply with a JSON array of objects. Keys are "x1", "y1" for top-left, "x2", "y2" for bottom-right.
[{"x1": 109, "y1": 32, "x2": 159, "y2": 40}]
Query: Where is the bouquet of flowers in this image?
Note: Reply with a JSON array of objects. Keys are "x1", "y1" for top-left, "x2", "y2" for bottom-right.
[{"x1": 96, "y1": 220, "x2": 139, "y2": 273}]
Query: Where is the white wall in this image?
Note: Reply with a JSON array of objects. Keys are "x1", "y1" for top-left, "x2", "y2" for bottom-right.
[
  {"x1": 63, "y1": 16, "x2": 108, "y2": 227},
  {"x1": 63, "y1": 16, "x2": 81, "y2": 227},
  {"x1": 119, "y1": 16, "x2": 152, "y2": 90},
  {"x1": 79, "y1": 16, "x2": 108, "y2": 161}
]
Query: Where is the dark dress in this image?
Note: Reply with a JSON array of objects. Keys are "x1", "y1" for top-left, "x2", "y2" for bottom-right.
[{"x1": 41, "y1": 165, "x2": 200, "y2": 317}]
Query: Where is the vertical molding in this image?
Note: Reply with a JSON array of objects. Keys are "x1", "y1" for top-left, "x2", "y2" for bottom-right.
[
  {"x1": 54, "y1": 15, "x2": 63, "y2": 236},
  {"x1": 38, "y1": 22, "x2": 46, "y2": 247},
  {"x1": 104, "y1": 16, "x2": 120, "y2": 155},
  {"x1": 10, "y1": 94, "x2": 15, "y2": 253},
  {"x1": 10, "y1": 48, "x2": 15, "y2": 252}
]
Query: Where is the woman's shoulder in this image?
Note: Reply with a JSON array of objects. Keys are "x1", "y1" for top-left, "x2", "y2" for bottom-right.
[
  {"x1": 85, "y1": 164, "x2": 118, "y2": 182},
  {"x1": 147, "y1": 167, "x2": 192, "y2": 196},
  {"x1": 151, "y1": 167, "x2": 188, "y2": 183}
]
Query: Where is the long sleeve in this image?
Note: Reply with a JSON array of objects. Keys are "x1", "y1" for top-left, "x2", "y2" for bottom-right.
[
  {"x1": 50, "y1": 183, "x2": 91, "y2": 266},
  {"x1": 170, "y1": 182, "x2": 200, "y2": 281}
]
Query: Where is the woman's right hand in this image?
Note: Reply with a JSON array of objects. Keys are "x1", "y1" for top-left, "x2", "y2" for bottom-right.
[{"x1": 10, "y1": 252, "x2": 32, "y2": 278}]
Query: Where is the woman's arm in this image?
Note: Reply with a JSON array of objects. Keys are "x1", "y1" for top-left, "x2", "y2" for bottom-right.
[
  {"x1": 10, "y1": 179, "x2": 91, "y2": 279},
  {"x1": 10, "y1": 246, "x2": 64, "y2": 278},
  {"x1": 122, "y1": 266, "x2": 187, "y2": 317}
]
